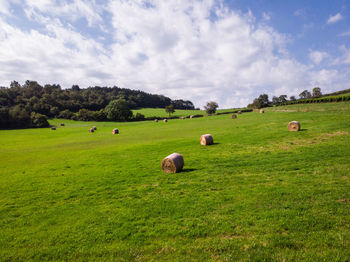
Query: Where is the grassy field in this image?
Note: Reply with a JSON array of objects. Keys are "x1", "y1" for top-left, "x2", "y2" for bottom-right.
[
  {"x1": 132, "y1": 108, "x2": 244, "y2": 118},
  {"x1": 1, "y1": 102, "x2": 349, "y2": 261}
]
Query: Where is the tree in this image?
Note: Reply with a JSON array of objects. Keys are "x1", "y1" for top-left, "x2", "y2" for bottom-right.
[
  {"x1": 9, "y1": 105, "x2": 31, "y2": 128},
  {"x1": 247, "y1": 94, "x2": 270, "y2": 109},
  {"x1": 312, "y1": 87, "x2": 322, "y2": 98},
  {"x1": 204, "y1": 101, "x2": 218, "y2": 114},
  {"x1": 105, "y1": 99, "x2": 133, "y2": 121},
  {"x1": 279, "y1": 95, "x2": 287, "y2": 103},
  {"x1": 290, "y1": 96, "x2": 296, "y2": 101},
  {"x1": 299, "y1": 90, "x2": 311, "y2": 99},
  {"x1": 165, "y1": 104, "x2": 175, "y2": 117},
  {"x1": 272, "y1": 96, "x2": 279, "y2": 105},
  {"x1": 30, "y1": 112, "x2": 49, "y2": 128},
  {"x1": 58, "y1": 109, "x2": 74, "y2": 119},
  {"x1": 259, "y1": 94, "x2": 269, "y2": 106}
]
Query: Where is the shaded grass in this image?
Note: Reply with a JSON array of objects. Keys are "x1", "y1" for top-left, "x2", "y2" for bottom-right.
[
  {"x1": 132, "y1": 108, "x2": 245, "y2": 118},
  {"x1": 0, "y1": 102, "x2": 349, "y2": 261}
]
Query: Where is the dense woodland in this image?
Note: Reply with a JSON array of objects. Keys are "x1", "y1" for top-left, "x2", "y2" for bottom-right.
[
  {"x1": 247, "y1": 87, "x2": 350, "y2": 109},
  {"x1": 0, "y1": 81, "x2": 195, "y2": 129}
]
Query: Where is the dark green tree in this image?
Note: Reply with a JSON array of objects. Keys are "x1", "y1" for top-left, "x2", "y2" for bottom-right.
[
  {"x1": 312, "y1": 87, "x2": 322, "y2": 98},
  {"x1": 279, "y1": 95, "x2": 287, "y2": 103},
  {"x1": 165, "y1": 104, "x2": 175, "y2": 117},
  {"x1": 204, "y1": 101, "x2": 219, "y2": 114},
  {"x1": 248, "y1": 94, "x2": 270, "y2": 109},
  {"x1": 30, "y1": 112, "x2": 49, "y2": 127},
  {"x1": 272, "y1": 96, "x2": 279, "y2": 105},
  {"x1": 299, "y1": 90, "x2": 311, "y2": 99},
  {"x1": 105, "y1": 99, "x2": 133, "y2": 121}
]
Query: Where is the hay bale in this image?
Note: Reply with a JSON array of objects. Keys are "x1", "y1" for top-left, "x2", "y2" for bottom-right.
[
  {"x1": 60, "y1": 123, "x2": 65, "y2": 126},
  {"x1": 238, "y1": 111, "x2": 242, "y2": 114},
  {"x1": 288, "y1": 121, "x2": 300, "y2": 131},
  {"x1": 232, "y1": 114, "x2": 237, "y2": 119},
  {"x1": 161, "y1": 153, "x2": 184, "y2": 173},
  {"x1": 112, "y1": 128, "x2": 119, "y2": 134},
  {"x1": 92, "y1": 126, "x2": 97, "y2": 130},
  {"x1": 51, "y1": 126, "x2": 56, "y2": 130},
  {"x1": 200, "y1": 134, "x2": 213, "y2": 145},
  {"x1": 259, "y1": 109, "x2": 264, "y2": 114},
  {"x1": 154, "y1": 119, "x2": 158, "y2": 122},
  {"x1": 163, "y1": 119, "x2": 168, "y2": 122},
  {"x1": 89, "y1": 128, "x2": 94, "y2": 133}
]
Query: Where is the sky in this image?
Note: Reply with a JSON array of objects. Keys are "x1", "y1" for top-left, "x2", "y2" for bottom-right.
[{"x1": 0, "y1": 0, "x2": 349, "y2": 108}]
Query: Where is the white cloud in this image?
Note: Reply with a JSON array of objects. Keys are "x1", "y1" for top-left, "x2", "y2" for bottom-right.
[
  {"x1": 294, "y1": 9, "x2": 305, "y2": 17},
  {"x1": 0, "y1": 0, "x2": 11, "y2": 15},
  {"x1": 24, "y1": 0, "x2": 103, "y2": 26},
  {"x1": 262, "y1": 12, "x2": 271, "y2": 21},
  {"x1": 339, "y1": 46, "x2": 350, "y2": 64},
  {"x1": 0, "y1": 1, "x2": 349, "y2": 108},
  {"x1": 309, "y1": 50, "x2": 328, "y2": 65},
  {"x1": 327, "y1": 13, "x2": 343, "y2": 24},
  {"x1": 339, "y1": 30, "x2": 350, "y2": 37}
]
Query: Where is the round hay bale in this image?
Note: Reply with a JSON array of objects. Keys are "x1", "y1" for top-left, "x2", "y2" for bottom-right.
[
  {"x1": 112, "y1": 128, "x2": 119, "y2": 134},
  {"x1": 238, "y1": 111, "x2": 242, "y2": 114},
  {"x1": 60, "y1": 123, "x2": 65, "y2": 126},
  {"x1": 163, "y1": 119, "x2": 168, "y2": 122},
  {"x1": 288, "y1": 121, "x2": 300, "y2": 131},
  {"x1": 161, "y1": 153, "x2": 184, "y2": 173},
  {"x1": 92, "y1": 126, "x2": 97, "y2": 130},
  {"x1": 190, "y1": 115, "x2": 194, "y2": 119},
  {"x1": 200, "y1": 134, "x2": 213, "y2": 145},
  {"x1": 259, "y1": 109, "x2": 264, "y2": 114},
  {"x1": 51, "y1": 126, "x2": 56, "y2": 130},
  {"x1": 89, "y1": 128, "x2": 94, "y2": 133},
  {"x1": 232, "y1": 114, "x2": 237, "y2": 119},
  {"x1": 154, "y1": 119, "x2": 158, "y2": 122}
]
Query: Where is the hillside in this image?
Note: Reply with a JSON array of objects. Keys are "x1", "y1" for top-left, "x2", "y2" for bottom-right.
[
  {"x1": 0, "y1": 102, "x2": 349, "y2": 261},
  {"x1": 0, "y1": 80, "x2": 195, "y2": 129},
  {"x1": 132, "y1": 108, "x2": 250, "y2": 118}
]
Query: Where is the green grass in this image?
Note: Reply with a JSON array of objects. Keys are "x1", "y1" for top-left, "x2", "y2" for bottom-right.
[
  {"x1": 132, "y1": 108, "x2": 245, "y2": 118},
  {"x1": 1, "y1": 102, "x2": 350, "y2": 261}
]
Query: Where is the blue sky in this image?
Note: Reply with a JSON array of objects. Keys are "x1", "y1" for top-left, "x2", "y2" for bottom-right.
[{"x1": 0, "y1": 0, "x2": 349, "y2": 108}]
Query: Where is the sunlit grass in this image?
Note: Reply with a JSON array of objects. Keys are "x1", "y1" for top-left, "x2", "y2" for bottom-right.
[{"x1": 0, "y1": 102, "x2": 349, "y2": 261}]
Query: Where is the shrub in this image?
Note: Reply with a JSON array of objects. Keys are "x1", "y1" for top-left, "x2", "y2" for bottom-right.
[
  {"x1": 30, "y1": 112, "x2": 49, "y2": 128},
  {"x1": 58, "y1": 109, "x2": 74, "y2": 119}
]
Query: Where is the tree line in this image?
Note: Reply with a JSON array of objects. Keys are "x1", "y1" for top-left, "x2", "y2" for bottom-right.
[
  {"x1": 0, "y1": 80, "x2": 195, "y2": 129},
  {"x1": 247, "y1": 87, "x2": 324, "y2": 109}
]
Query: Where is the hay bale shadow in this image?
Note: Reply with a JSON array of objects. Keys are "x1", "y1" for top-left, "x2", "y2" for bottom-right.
[{"x1": 181, "y1": 168, "x2": 197, "y2": 173}]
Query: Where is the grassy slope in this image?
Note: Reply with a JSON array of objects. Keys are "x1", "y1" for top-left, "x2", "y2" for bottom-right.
[
  {"x1": 132, "y1": 108, "x2": 243, "y2": 118},
  {"x1": 0, "y1": 102, "x2": 349, "y2": 261}
]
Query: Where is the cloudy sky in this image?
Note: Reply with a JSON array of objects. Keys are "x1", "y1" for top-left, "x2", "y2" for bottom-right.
[{"x1": 0, "y1": 0, "x2": 349, "y2": 108}]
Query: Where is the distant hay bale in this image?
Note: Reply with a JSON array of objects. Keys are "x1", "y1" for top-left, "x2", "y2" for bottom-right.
[
  {"x1": 163, "y1": 119, "x2": 168, "y2": 122},
  {"x1": 60, "y1": 123, "x2": 65, "y2": 126},
  {"x1": 89, "y1": 128, "x2": 94, "y2": 133},
  {"x1": 112, "y1": 128, "x2": 119, "y2": 134},
  {"x1": 238, "y1": 111, "x2": 242, "y2": 114},
  {"x1": 92, "y1": 126, "x2": 97, "y2": 130},
  {"x1": 259, "y1": 109, "x2": 264, "y2": 114},
  {"x1": 200, "y1": 134, "x2": 213, "y2": 145},
  {"x1": 51, "y1": 126, "x2": 56, "y2": 130},
  {"x1": 288, "y1": 121, "x2": 300, "y2": 131},
  {"x1": 154, "y1": 119, "x2": 158, "y2": 122},
  {"x1": 232, "y1": 114, "x2": 237, "y2": 119},
  {"x1": 161, "y1": 153, "x2": 184, "y2": 173}
]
